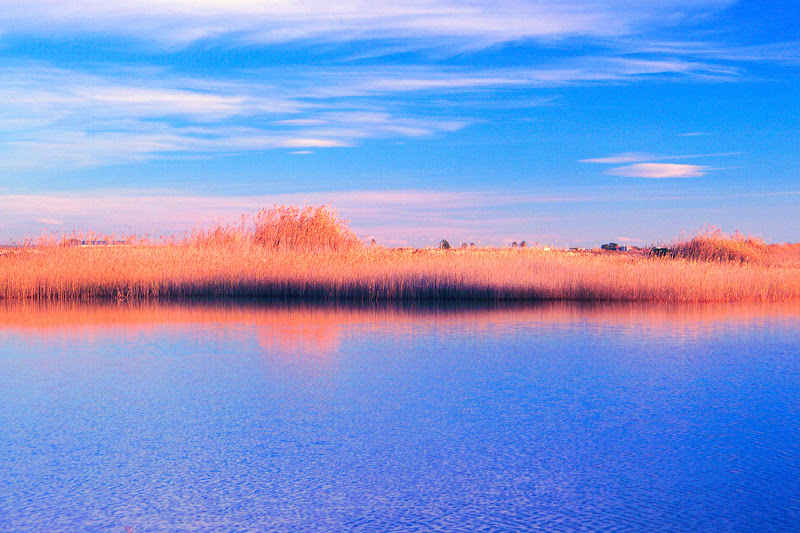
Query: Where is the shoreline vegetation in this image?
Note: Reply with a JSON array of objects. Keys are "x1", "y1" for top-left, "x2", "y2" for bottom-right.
[{"x1": 2, "y1": 205, "x2": 799, "y2": 302}]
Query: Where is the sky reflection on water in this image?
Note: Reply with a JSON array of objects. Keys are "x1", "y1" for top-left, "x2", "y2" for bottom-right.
[{"x1": 1, "y1": 301, "x2": 799, "y2": 532}]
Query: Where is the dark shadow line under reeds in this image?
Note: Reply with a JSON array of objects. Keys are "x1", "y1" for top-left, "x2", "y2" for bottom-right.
[{"x1": 4, "y1": 277, "x2": 791, "y2": 303}]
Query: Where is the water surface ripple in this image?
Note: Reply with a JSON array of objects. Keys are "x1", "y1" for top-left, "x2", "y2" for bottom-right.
[{"x1": 1, "y1": 301, "x2": 799, "y2": 531}]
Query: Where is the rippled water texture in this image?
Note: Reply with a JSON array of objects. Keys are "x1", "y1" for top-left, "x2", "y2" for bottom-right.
[{"x1": 1, "y1": 301, "x2": 799, "y2": 532}]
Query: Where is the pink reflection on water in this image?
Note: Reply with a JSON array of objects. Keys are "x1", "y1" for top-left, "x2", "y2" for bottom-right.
[{"x1": 1, "y1": 299, "x2": 799, "y2": 353}]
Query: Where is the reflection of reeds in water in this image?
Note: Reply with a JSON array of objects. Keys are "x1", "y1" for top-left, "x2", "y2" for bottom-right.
[
  {"x1": 3, "y1": 300, "x2": 800, "y2": 350},
  {"x1": 2, "y1": 206, "x2": 800, "y2": 302},
  {"x1": 11, "y1": 300, "x2": 796, "y2": 380}
]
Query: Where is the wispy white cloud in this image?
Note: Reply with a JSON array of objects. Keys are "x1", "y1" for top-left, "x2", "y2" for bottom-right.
[
  {"x1": 630, "y1": 40, "x2": 800, "y2": 66},
  {"x1": 274, "y1": 138, "x2": 351, "y2": 148},
  {"x1": 0, "y1": 1, "x2": 737, "y2": 46},
  {"x1": 309, "y1": 58, "x2": 741, "y2": 100},
  {"x1": 0, "y1": 56, "x2": 738, "y2": 171},
  {"x1": 0, "y1": 1, "x2": 785, "y2": 177},
  {"x1": 0, "y1": 68, "x2": 301, "y2": 119},
  {"x1": 604, "y1": 163, "x2": 709, "y2": 178},
  {"x1": 275, "y1": 119, "x2": 329, "y2": 126},
  {"x1": 0, "y1": 0, "x2": 765, "y2": 173},
  {"x1": 0, "y1": 66, "x2": 475, "y2": 169},
  {"x1": 359, "y1": 76, "x2": 527, "y2": 92},
  {"x1": 35, "y1": 217, "x2": 63, "y2": 225},
  {"x1": 583, "y1": 151, "x2": 740, "y2": 179}
]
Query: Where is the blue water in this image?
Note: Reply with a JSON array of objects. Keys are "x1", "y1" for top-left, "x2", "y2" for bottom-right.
[{"x1": 0, "y1": 301, "x2": 798, "y2": 532}]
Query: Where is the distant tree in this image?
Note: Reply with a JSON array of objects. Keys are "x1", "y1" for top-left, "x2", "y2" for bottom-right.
[
  {"x1": 461, "y1": 242, "x2": 468, "y2": 248},
  {"x1": 511, "y1": 241, "x2": 518, "y2": 247},
  {"x1": 470, "y1": 242, "x2": 475, "y2": 247},
  {"x1": 520, "y1": 241, "x2": 527, "y2": 247},
  {"x1": 439, "y1": 239, "x2": 451, "y2": 250}
]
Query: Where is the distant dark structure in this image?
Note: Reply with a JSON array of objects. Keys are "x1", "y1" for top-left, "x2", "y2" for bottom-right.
[{"x1": 439, "y1": 239, "x2": 451, "y2": 250}]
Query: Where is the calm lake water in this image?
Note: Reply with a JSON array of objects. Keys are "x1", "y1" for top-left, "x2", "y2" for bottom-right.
[{"x1": 1, "y1": 300, "x2": 799, "y2": 532}]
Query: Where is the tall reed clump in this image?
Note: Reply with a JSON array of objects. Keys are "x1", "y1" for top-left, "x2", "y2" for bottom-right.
[
  {"x1": 252, "y1": 205, "x2": 361, "y2": 251},
  {"x1": 669, "y1": 227, "x2": 769, "y2": 263},
  {"x1": 192, "y1": 205, "x2": 361, "y2": 252}
]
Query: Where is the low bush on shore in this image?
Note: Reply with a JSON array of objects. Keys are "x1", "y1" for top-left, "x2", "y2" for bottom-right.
[{"x1": 1, "y1": 206, "x2": 798, "y2": 302}]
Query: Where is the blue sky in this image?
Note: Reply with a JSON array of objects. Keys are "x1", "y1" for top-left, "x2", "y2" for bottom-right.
[{"x1": 0, "y1": 0, "x2": 798, "y2": 246}]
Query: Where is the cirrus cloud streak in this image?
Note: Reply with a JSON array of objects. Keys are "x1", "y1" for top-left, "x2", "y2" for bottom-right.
[
  {"x1": 604, "y1": 163, "x2": 709, "y2": 178},
  {"x1": 0, "y1": 0, "x2": 737, "y2": 46},
  {"x1": 0, "y1": 57, "x2": 738, "y2": 171}
]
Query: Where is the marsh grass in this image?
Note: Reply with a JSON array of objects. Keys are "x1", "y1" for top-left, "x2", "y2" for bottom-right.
[
  {"x1": 669, "y1": 227, "x2": 769, "y2": 263},
  {"x1": 1, "y1": 206, "x2": 799, "y2": 302}
]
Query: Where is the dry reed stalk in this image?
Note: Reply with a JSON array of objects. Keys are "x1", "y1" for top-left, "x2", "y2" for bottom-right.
[
  {"x1": 3, "y1": 245, "x2": 800, "y2": 302},
  {"x1": 1, "y1": 206, "x2": 799, "y2": 302}
]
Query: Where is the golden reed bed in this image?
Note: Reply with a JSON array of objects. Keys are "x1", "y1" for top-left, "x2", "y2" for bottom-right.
[{"x1": 2, "y1": 206, "x2": 799, "y2": 302}]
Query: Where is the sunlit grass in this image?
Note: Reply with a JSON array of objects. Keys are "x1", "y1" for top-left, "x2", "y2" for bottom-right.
[
  {"x1": 669, "y1": 226, "x2": 769, "y2": 263},
  {"x1": 1, "y1": 206, "x2": 799, "y2": 302}
]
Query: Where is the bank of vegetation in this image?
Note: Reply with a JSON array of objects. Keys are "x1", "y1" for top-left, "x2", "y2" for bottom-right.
[{"x1": 1, "y1": 205, "x2": 799, "y2": 302}]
